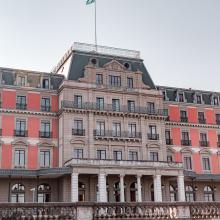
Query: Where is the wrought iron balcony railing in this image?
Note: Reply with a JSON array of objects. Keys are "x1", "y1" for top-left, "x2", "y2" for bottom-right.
[
  {"x1": 39, "y1": 131, "x2": 52, "y2": 138},
  {"x1": 16, "y1": 103, "x2": 27, "y2": 110},
  {"x1": 61, "y1": 101, "x2": 168, "y2": 117},
  {"x1": 72, "y1": 129, "x2": 85, "y2": 136},
  {"x1": 198, "y1": 118, "x2": 206, "y2": 124},
  {"x1": 14, "y1": 130, "x2": 28, "y2": 137},
  {"x1": 147, "y1": 133, "x2": 159, "y2": 140},
  {"x1": 216, "y1": 120, "x2": 220, "y2": 125},
  {"x1": 200, "y1": 140, "x2": 209, "y2": 147},
  {"x1": 180, "y1": 117, "x2": 188, "y2": 123},
  {"x1": 181, "y1": 139, "x2": 192, "y2": 146},
  {"x1": 41, "y1": 105, "x2": 51, "y2": 112},
  {"x1": 93, "y1": 130, "x2": 142, "y2": 139},
  {"x1": 166, "y1": 139, "x2": 173, "y2": 145}
]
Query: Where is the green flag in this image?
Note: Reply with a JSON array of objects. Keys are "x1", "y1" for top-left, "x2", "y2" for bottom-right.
[{"x1": 86, "y1": 0, "x2": 95, "y2": 5}]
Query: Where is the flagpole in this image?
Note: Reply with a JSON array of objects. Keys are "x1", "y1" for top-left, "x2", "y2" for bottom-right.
[{"x1": 95, "y1": 0, "x2": 97, "y2": 52}]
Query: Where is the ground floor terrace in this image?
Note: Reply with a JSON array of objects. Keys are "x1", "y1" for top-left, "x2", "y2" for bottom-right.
[{"x1": 1, "y1": 159, "x2": 220, "y2": 203}]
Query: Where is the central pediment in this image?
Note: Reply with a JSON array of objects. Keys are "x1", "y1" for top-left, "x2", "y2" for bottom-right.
[{"x1": 103, "y1": 60, "x2": 125, "y2": 71}]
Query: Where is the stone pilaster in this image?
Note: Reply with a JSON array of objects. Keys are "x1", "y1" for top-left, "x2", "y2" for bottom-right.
[
  {"x1": 177, "y1": 175, "x2": 185, "y2": 202},
  {"x1": 137, "y1": 175, "x2": 142, "y2": 202},
  {"x1": 71, "y1": 172, "x2": 79, "y2": 202},
  {"x1": 98, "y1": 173, "x2": 107, "y2": 202},
  {"x1": 154, "y1": 174, "x2": 162, "y2": 202},
  {"x1": 119, "y1": 174, "x2": 125, "y2": 202}
]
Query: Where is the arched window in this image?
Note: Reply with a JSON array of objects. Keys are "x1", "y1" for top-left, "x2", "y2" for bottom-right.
[
  {"x1": 11, "y1": 183, "x2": 25, "y2": 203},
  {"x1": 185, "y1": 185, "x2": 194, "y2": 202},
  {"x1": 130, "y1": 182, "x2": 137, "y2": 202},
  {"x1": 79, "y1": 182, "x2": 86, "y2": 202},
  {"x1": 204, "y1": 186, "x2": 214, "y2": 201},
  {"x1": 38, "y1": 183, "x2": 51, "y2": 202},
  {"x1": 170, "y1": 185, "x2": 177, "y2": 202},
  {"x1": 150, "y1": 184, "x2": 154, "y2": 201}
]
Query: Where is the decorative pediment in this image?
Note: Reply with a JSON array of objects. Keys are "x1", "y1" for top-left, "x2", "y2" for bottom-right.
[
  {"x1": 167, "y1": 147, "x2": 176, "y2": 153},
  {"x1": 103, "y1": 60, "x2": 125, "y2": 71},
  {"x1": 180, "y1": 147, "x2": 193, "y2": 154},
  {"x1": 147, "y1": 143, "x2": 160, "y2": 148},
  {"x1": 12, "y1": 139, "x2": 28, "y2": 146},
  {"x1": 38, "y1": 141, "x2": 54, "y2": 148},
  {"x1": 70, "y1": 139, "x2": 85, "y2": 145},
  {"x1": 199, "y1": 148, "x2": 211, "y2": 155}
]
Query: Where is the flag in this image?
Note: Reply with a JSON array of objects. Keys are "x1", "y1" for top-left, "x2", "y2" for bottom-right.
[{"x1": 86, "y1": 0, "x2": 95, "y2": 5}]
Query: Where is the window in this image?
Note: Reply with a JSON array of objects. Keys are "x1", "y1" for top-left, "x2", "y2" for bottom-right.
[
  {"x1": 128, "y1": 123, "x2": 136, "y2": 138},
  {"x1": 165, "y1": 130, "x2": 172, "y2": 145},
  {"x1": 180, "y1": 110, "x2": 188, "y2": 122},
  {"x1": 179, "y1": 93, "x2": 184, "y2": 102},
  {"x1": 38, "y1": 184, "x2": 51, "y2": 203},
  {"x1": 162, "y1": 91, "x2": 166, "y2": 101},
  {"x1": 74, "y1": 95, "x2": 83, "y2": 108},
  {"x1": 129, "y1": 151, "x2": 138, "y2": 161},
  {"x1": 74, "y1": 149, "x2": 83, "y2": 159},
  {"x1": 109, "y1": 75, "x2": 121, "y2": 87},
  {"x1": 41, "y1": 98, "x2": 50, "y2": 112},
  {"x1": 112, "y1": 99, "x2": 120, "y2": 111},
  {"x1": 196, "y1": 95, "x2": 202, "y2": 104},
  {"x1": 185, "y1": 185, "x2": 195, "y2": 202},
  {"x1": 96, "y1": 97, "x2": 104, "y2": 110},
  {"x1": 15, "y1": 119, "x2": 26, "y2": 137},
  {"x1": 42, "y1": 78, "x2": 49, "y2": 89},
  {"x1": 148, "y1": 125, "x2": 158, "y2": 140},
  {"x1": 150, "y1": 152, "x2": 158, "y2": 161},
  {"x1": 127, "y1": 100, "x2": 135, "y2": 113},
  {"x1": 183, "y1": 156, "x2": 192, "y2": 170},
  {"x1": 11, "y1": 183, "x2": 25, "y2": 203},
  {"x1": 96, "y1": 121, "x2": 105, "y2": 136},
  {"x1": 97, "y1": 150, "x2": 106, "y2": 159},
  {"x1": 127, "y1": 77, "x2": 133, "y2": 88},
  {"x1": 40, "y1": 151, "x2": 50, "y2": 168},
  {"x1": 198, "y1": 112, "x2": 205, "y2": 124},
  {"x1": 182, "y1": 132, "x2": 190, "y2": 145},
  {"x1": 113, "y1": 151, "x2": 122, "y2": 161},
  {"x1": 202, "y1": 157, "x2": 211, "y2": 171},
  {"x1": 200, "y1": 133, "x2": 208, "y2": 147},
  {"x1": 14, "y1": 149, "x2": 25, "y2": 168},
  {"x1": 40, "y1": 122, "x2": 51, "y2": 138},
  {"x1": 17, "y1": 76, "x2": 25, "y2": 86},
  {"x1": 216, "y1": 114, "x2": 220, "y2": 125},
  {"x1": 167, "y1": 155, "x2": 173, "y2": 162},
  {"x1": 218, "y1": 134, "x2": 220, "y2": 147},
  {"x1": 73, "y1": 120, "x2": 84, "y2": 135},
  {"x1": 16, "y1": 96, "x2": 26, "y2": 110},
  {"x1": 96, "y1": 74, "x2": 103, "y2": 85},
  {"x1": 204, "y1": 186, "x2": 214, "y2": 201},
  {"x1": 112, "y1": 122, "x2": 121, "y2": 137},
  {"x1": 147, "y1": 102, "x2": 155, "y2": 114},
  {"x1": 213, "y1": 97, "x2": 219, "y2": 105}
]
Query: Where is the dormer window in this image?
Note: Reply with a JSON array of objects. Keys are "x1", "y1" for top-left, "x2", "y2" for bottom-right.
[
  {"x1": 17, "y1": 76, "x2": 25, "y2": 86},
  {"x1": 179, "y1": 93, "x2": 184, "y2": 102},
  {"x1": 162, "y1": 91, "x2": 166, "y2": 101},
  {"x1": 127, "y1": 77, "x2": 133, "y2": 89},
  {"x1": 196, "y1": 94, "x2": 202, "y2": 104},
  {"x1": 213, "y1": 96, "x2": 219, "y2": 106},
  {"x1": 42, "y1": 78, "x2": 49, "y2": 89}
]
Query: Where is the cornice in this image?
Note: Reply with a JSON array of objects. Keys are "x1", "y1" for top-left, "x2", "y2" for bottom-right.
[{"x1": 165, "y1": 121, "x2": 220, "y2": 129}]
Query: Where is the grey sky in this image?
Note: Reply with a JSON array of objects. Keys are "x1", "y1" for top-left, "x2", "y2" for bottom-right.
[{"x1": 0, "y1": 0, "x2": 219, "y2": 91}]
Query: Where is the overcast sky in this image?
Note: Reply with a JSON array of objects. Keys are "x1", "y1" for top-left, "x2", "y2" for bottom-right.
[{"x1": 0, "y1": 0, "x2": 219, "y2": 91}]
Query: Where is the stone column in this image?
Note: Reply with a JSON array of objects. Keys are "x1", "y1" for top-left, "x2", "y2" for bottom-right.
[
  {"x1": 137, "y1": 175, "x2": 142, "y2": 202},
  {"x1": 120, "y1": 174, "x2": 125, "y2": 202},
  {"x1": 154, "y1": 174, "x2": 162, "y2": 202},
  {"x1": 71, "y1": 172, "x2": 79, "y2": 202},
  {"x1": 177, "y1": 175, "x2": 186, "y2": 202},
  {"x1": 98, "y1": 173, "x2": 107, "y2": 202}
]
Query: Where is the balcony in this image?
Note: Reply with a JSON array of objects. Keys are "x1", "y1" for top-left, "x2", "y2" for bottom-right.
[
  {"x1": 200, "y1": 140, "x2": 209, "y2": 147},
  {"x1": 41, "y1": 105, "x2": 51, "y2": 112},
  {"x1": 181, "y1": 139, "x2": 191, "y2": 146},
  {"x1": 147, "y1": 133, "x2": 159, "y2": 140},
  {"x1": 61, "y1": 101, "x2": 167, "y2": 117},
  {"x1": 166, "y1": 139, "x2": 173, "y2": 145},
  {"x1": 180, "y1": 117, "x2": 188, "y2": 123},
  {"x1": 93, "y1": 130, "x2": 142, "y2": 140},
  {"x1": 16, "y1": 103, "x2": 27, "y2": 110},
  {"x1": 216, "y1": 120, "x2": 220, "y2": 125},
  {"x1": 198, "y1": 118, "x2": 206, "y2": 124},
  {"x1": 14, "y1": 130, "x2": 28, "y2": 137},
  {"x1": 72, "y1": 129, "x2": 85, "y2": 136},
  {"x1": 39, "y1": 131, "x2": 52, "y2": 138}
]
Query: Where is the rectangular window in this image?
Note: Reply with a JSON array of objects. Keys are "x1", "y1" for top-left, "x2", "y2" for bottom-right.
[
  {"x1": 182, "y1": 132, "x2": 189, "y2": 140},
  {"x1": 112, "y1": 122, "x2": 121, "y2": 137},
  {"x1": 128, "y1": 123, "x2": 136, "y2": 138},
  {"x1": 96, "y1": 74, "x2": 103, "y2": 85},
  {"x1": 202, "y1": 157, "x2": 211, "y2": 171},
  {"x1": 184, "y1": 156, "x2": 192, "y2": 170},
  {"x1": 40, "y1": 122, "x2": 51, "y2": 138},
  {"x1": 14, "y1": 149, "x2": 25, "y2": 167},
  {"x1": 129, "y1": 151, "x2": 138, "y2": 161},
  {"x1": 41, "y1": 98, "x2": 50, "y2": 112},
  {"x1": 96, "y1": 97, "x2": 104, "y2": 110},
  {"x1": 74, "y1": 95, "x2": 83, "y2": 108},
  {"x1": 180, "y1": 110, "x2": 188, "y2": 122},
  {"x1": 40, "y1": 151, "x2": 50, "y2": 168},
  {"x1": 17, "y1": 76, "x2": 25, "y2": 86},
  {"x1": 128, "y1": 100, "x2": 135, "y2": 113},
  {"x1": 165, "y1": 130, "x2": 172, "y2": 145},
  {"x1": 73, "y1": 120, "x2": 84, "y2": 135},
  {"x1": 147, "y1": 102, "x2": 155, "y2": 114},
  {"x1": 42, "y1": 78, "x2": 49, "y2": 89},
  {"x1": 213, "y1": 97, "x2": 219, "y2": 105},
  {"x1": 112, "y1": 99, "x2": 120, "y2": 111},
  {"x1": 196, "y1": 95, "x2": 202, "y2": 104},
  {"x1": 16, "y1": 96, "x2": 26, "y2": 110},
  {"x1": 113, "y1": 151, "x2": 122, "y2": 161},
  {"x1": 149, "y1": 125, "x2": 157, "y2": 135},
  {"x1": 198, "y1": 112, "x2": 205, "y2": 124},
  {"x1": 15, "y1": 119, "x2": 26, "y2": 137},
  {"x1": 167, "y1": 155, "x2": 173, "y2": 162},
  {"x1": 109, "y1": 75, "x2": 121, "y2": 87},
  {"x1": 127, "y1": 77, "x2": 133, "y2": 88},
  {"x1": 74, "y1": 149, "x2": 83, "y2": 159},
  {"x1": 97, "y1": 150, "x2": 106, "y2": 160},
  {"x1": 179, "y1": 93, "x2": 184, "y2": 102},
  {"x1": 96, "y1": 121, "x2": 105, "y2": 136},
  {"x1": 200, "y1": 133, "x2": 207, "y2": 141},
  {"x1": 216, "y1": 114, "x2": 220, "y2": 125},
  {"x1": 150, "y1": 152, "x2": 158, "y2": 161}
]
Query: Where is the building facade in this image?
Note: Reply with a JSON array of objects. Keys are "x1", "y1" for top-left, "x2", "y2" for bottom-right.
[{"x1": 0, "y1": 42, "x2": 219, "y2": 203}]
